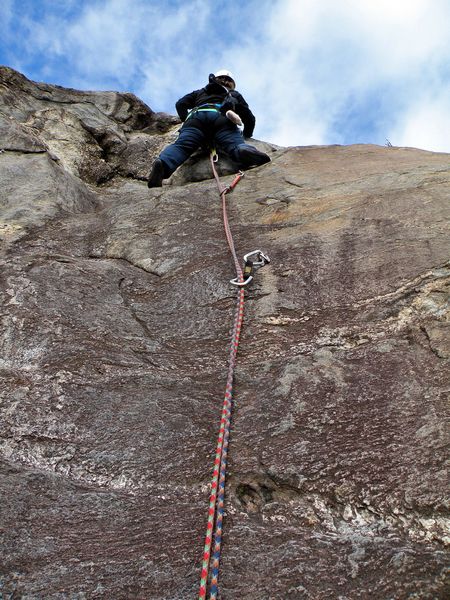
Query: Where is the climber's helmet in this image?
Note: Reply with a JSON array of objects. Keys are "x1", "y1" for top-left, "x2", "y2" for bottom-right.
[{"x1": 214, "y1": 69, "x2": 236, "y2": 90}]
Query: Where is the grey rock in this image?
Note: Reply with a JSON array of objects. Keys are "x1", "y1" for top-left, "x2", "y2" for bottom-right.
[
  {"x1": 0, "y1": 65, "x2": 179, "y2": 184},
  {"x1": 0, "y1": 67, "x2": 449, "y2": 599}
]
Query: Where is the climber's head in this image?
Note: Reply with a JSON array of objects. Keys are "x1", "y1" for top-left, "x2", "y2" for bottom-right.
[{"x1": 214, "y1": 69, "x2": 235, "y2": 90}]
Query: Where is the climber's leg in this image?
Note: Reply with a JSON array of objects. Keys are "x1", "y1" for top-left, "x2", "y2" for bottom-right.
[
  {"x1": 214, "y1": 126, "x2": 270, "y2": 169},
  {"x1": 148, "y1": 125, "x2": 206, "y2": 187}
]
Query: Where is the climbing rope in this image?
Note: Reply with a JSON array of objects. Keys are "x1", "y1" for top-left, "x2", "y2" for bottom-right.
[{"x1": 198, "y1": 154, "x2": 269, "y2": 599}]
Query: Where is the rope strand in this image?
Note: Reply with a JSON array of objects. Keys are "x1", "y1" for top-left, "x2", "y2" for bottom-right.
[{"x1": 198, "y1": 156, "x2": 245, "y2": 600}]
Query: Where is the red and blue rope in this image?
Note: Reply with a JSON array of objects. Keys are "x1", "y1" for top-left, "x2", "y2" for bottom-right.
[{"x1": 198, "y1": 156, "x2": 245, "y2": 599}]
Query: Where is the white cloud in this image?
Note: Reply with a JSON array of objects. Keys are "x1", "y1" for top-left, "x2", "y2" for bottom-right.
[
  {"x1": 16, "y1": 0, "x2": 212, "y2": 93},
  {"x1": 0, "y1": 0, "x2": 14, "y2": 42},
  {"x1": 389, "y1": 92, "x2": 450, "y2": 152},
  {"x1": 217, "y1": 0, "x2": 450, "y2": 150}
]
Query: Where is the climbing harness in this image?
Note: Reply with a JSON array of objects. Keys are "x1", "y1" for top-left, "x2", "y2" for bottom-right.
[
  {"x1": 198, "y1": 153, "x2": 270, "y2": 599},
  {"x1": 186, "y1": 104, "x2": 222, "y2": 120}
]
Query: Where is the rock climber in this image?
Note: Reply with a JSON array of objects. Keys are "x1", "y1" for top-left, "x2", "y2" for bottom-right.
[{"x1": 147, "y1": 70, "x2": 270, "y2": 187}]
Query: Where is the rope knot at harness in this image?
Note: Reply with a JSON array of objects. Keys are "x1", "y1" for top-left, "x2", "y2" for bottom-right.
[{"x1": 198, "y1": 153, "x2": 270, "y2": 600}]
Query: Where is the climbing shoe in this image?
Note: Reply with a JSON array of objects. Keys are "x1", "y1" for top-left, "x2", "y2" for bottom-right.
[
  {"x1": 238, "y1": 146, "x2": 271, "y2": 169},
  {"x1": 147, "y1": 158, "x2": 165, "y2": 188}
]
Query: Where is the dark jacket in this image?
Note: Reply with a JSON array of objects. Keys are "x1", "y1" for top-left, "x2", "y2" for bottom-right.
[{"x1": 175, "y1": 81, "x2": 256, "y2": 138}]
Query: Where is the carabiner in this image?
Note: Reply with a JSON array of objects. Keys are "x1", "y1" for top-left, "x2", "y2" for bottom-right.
[
  {"x1": 230, "y1": 275, "x2": 253, "y2": 287},
  {"x1": 243, "y1": 250, "x2": 271, "y2": 268},
  {"x1": 210, "y1": 148, "x2": 219, "y2": 163}
]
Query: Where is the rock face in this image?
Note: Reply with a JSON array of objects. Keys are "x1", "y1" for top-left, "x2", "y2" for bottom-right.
[{"x1": 0, "y1": 66, "x2": 449, "y2": 599}]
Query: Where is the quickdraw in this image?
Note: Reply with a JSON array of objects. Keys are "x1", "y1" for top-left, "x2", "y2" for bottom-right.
[
  {"x1": 230, "y1": 250, "x2": 271, "y2": 287},
  {"x1": 198, "y1": 154, "x2": 269, "y2": 599}
]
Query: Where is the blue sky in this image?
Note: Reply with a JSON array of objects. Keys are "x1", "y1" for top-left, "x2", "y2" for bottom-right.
[{"x1": 1, "y1": 0, "x2": 450, "y2": 152}]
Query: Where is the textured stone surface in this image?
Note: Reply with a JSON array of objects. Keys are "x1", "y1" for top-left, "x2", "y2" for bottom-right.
[{"x1": 1, "y1": 67, "x2": 449, "y2": 599}]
